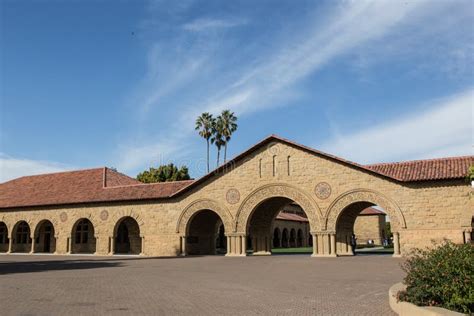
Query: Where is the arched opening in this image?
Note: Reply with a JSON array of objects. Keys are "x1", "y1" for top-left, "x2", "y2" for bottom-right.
[
  {"x1": 273, "y1": 228, "x2": 281, "y2": 248},
  {"x1": 114, "y1": 217, "x2": 141, "y2": 255},
  {"x1": 12, "y1": 221, "x2": 31, "y2": 253},
  {"x1": 0, "y1": 222, "x2": 9, "y2": 252},
  {"x1": 246, "y1": 197, "x2": 312, "y2": 255},
  {"x1": 297, "y1": 229, "x2": 303, "y2": 247},
  {"x1": 34, "y1": 220, "x2": 56, "y2": 253},
  {"x1": 289, "y1": 229, "x2": 296, "y2": 247},
  {"x1": 336, "y1": 203, "x2": 392, "y2": 256},
  {"x1": 71, "y1": 218, "x2": 96, "y2": 254},
  {"x1": 281, "y1": 229, "x2": 289, "y2": 248},
  {"x1": 185, "y1": 209, "x2": 227, "y2": 255},
  {"x1": 215, "y1": 224, "x2": 226, "y2": 254}
]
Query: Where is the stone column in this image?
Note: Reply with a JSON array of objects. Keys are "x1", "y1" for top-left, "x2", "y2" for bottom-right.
[
  {"x1": 241, "y1": 235, "x2": 247, "y2": 255},
  {"x1": 30, "y1": 236, "x2": 35, "y2": 254},
  {"x1": 109, "y1": 236, "x2": 115, "y2": 255},
  {"x1": 140, "y1": 236, "x2": 145, "y2": 255},
  {"x1": 68, "y1": 237, "x2": 72, "y2": 254},
  {"x1": 311, "y1": 233, "x2": 317, "y2": 256},
  {"x1": 330, "y1": 233, "x2": 336, "y2": 256},
  {"x1": 7, "y1": 236, "x2": 13, "y2": 254},
  {"x1": 311, "y1": 231, "x2": 336, "y2": 257},
  {"x1": 236, "y1": 235, "x2": 242, "y2": 255},
  {"x1": 393, "y1": 232, "x2": 401, "y2": 257},
  {"x1": 180, "y1": 236, "x2": 186, "y2": 256}
]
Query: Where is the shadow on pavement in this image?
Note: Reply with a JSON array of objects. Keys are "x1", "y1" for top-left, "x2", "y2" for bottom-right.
[{"x1": 0, "y1": 259, "x2": 122, "y2": 275}]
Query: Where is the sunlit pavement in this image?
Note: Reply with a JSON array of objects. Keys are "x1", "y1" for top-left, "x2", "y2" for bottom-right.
[{"x1": 0, "y1": 254, "x2": 403, "y2": 315}]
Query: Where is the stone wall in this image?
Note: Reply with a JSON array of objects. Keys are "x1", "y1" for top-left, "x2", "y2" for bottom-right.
[{"x1": 354, "y1": 214, "x2": 386, "y2": 245}]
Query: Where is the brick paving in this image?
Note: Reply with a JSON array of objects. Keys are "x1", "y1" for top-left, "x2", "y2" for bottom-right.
[{"x1": 0, "y1": 254, "x2": 404, "y2": 315}]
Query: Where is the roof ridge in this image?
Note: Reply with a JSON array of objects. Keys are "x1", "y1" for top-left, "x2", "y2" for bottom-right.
[
  {"x1": 366, "y1": 155, "x2": 474, "y2": 167},
  {"x1": 103, "y1": 179, "x2": 195, "y2": 190},
  {"x1": 1, "y1": 167, "x2": 103, "y2": 184}
]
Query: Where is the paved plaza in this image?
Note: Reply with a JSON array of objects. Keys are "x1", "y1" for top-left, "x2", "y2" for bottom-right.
[{"x1": 0, "y1": 254, "x2": 403, "y2": 315}]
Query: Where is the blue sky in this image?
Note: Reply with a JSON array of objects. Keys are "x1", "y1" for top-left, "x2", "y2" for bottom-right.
[{"x1": 1, "y1": 0, "x2": 473, "y2": 182}]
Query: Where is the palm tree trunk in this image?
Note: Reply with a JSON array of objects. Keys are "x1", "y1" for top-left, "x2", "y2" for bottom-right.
[
  {"x1": 206, "y1": 139, "x2": 210, "y2": 173},
  {"x1": 217, "y1": 148, "x2": 220, "y2": 167},
  {"x1": 224, "y1": 143, "x2": 227, "y2": 163}
]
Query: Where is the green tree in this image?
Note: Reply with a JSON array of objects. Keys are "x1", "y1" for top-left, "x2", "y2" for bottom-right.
[
  {"x1": 467, "y1": 165, "x2": 474, "y2": 183},
  {"x1": 195, "y1": 112, "x2": 215, "y2": 173},
  {"x1": 219, "y1": 110, "x2": 238, "y2": 163},
  {"x1": 211, "y1": 118, "x2": 225, "y2": 167},
  {"x1": 136, "y1": 163, "x2": 191, "y2": 183}
]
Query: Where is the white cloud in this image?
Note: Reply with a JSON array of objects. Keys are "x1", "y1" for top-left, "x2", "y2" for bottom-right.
[
  {"x1": 196, "y1": 0, "x2": 433, "y2": 116},
  {"x1": 182, "y1": 18, "x2": 247, "y2": 32},
  {"x1": 115, "y1": 136, "x2": 190, "y2": 173},
  {"x1": 319, "y1": 89, "x2": 474, "y2": 163},
  {"x1": 0, "y1": 154, "x2": 72, "y2": 183},
  {"x1": 119, "y1": 0, "x2": 464, "y2": 175}
]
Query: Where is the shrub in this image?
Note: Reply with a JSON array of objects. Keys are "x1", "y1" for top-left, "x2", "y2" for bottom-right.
[{"x1": 398, "y1": 241, "x2": 474, "y2": 314}]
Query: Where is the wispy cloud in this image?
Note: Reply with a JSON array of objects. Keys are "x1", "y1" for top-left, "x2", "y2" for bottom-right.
[
  {"x1": 0, "y1": 154, "x2": 72, "y2": 182},
  {"x1": 116, "y1": 0, "x2": 467, "y2": 175},
  {"x1": 319, "y1": 89, "x2": 473, "y2": 164},
  {"x1": 183, "y1": 17, "x2": 247, "y2": 32},
  {"x1": 115, "y1": 137, "x2": 189, "y2": 172},
  {"x1": 195, "y1": 1, "x2": 432, "y2": 116}
]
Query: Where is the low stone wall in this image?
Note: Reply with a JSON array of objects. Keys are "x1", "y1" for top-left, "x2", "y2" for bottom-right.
[{"x1": 388, "y1": 283, "x2": 467, "y2": 316}]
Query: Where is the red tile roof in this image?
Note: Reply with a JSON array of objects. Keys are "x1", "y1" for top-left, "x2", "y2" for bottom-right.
[
  {"x1": 1, "y1": 135, "x2": 472, "y2": 209},
  {"x1": 275, "y1": 212, "x2": 309, "y2": 222},
  {"x1": 0, "y1": 168, "x2": 194, "y2": 209},
  {"x1": 365, "y1": 156, "x2": 474, "y2": 182},
  {"x1": 359, "y1": 207, "x2": 386, "y2": 216}
]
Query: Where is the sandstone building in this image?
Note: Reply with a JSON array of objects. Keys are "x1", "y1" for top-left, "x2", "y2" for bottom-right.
[{"x1": 0, "y1": 135, "x2": 472, "y2": 257}]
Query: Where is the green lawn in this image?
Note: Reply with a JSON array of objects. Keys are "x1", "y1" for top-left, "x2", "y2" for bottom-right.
[
  {"x1": 271, "y1": 247, "x2": 313, "y2": 254},
  {"x1": 356, "y1": 246, "x2": 394, "y2": 254}
]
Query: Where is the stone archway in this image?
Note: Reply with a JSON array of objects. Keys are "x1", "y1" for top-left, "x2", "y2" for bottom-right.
[
  {"x1": 11, "y1": 220, "x2": 32, "y2": 253},
  {"x1": 70, "y1": 218, "x2": 96, "y2": 254},
  {"x1": 33, "y1": 220, "x2": 56, "y2": 253},
  {"x1": 177, "y1": 199, "x2": 233, "y2": 256},
  {"x1": 0, "y1": 222, "x2": 8, "y2": 252},
  {"x1": 325, "y1": 189, "x2": 406, "y2": 257},
  {"x1": 113, "y1": 217, "x2": 142, "y2": 255},
  {"x1": 234, "y1": 184, "x2": 321, "y2": 256},
  {"x1": 235, "y1": 183, "x2": 322, "y2": 233}
]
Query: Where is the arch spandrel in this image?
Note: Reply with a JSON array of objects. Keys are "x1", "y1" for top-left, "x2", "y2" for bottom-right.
[
  {"x1": 325, "y1": 189, "x2": 406, "y2": 231},
  {"x1": 235, "y1": 183, "x2": 323, "y2": 233},
  {"x1": 177, "y1": 199, "x2": 233, "y2": 234}
]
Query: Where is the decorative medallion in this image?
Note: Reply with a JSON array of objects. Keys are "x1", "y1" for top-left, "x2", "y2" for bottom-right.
[
  {"x1": 268, "y1": 143, "x2": 280, "y2": 155},
  {"x1": 315, "y1": 182, "x2": 331, "y2": 200},
  {"x1": 226, "y1": 188, "x2": 240, "y2": 204},
  {"x1": 100, "y1": 210, "x2": 109, "y2": 221},
  {"x1": 59, "y1": 212, "x2": 68, "y2": 223}
]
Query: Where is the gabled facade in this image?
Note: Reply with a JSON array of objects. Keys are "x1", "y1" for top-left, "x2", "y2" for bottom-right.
[{"x1": 0, "y1": 135, "x2": 472, "y2": 257}]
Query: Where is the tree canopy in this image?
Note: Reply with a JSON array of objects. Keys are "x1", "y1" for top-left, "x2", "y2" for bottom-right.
[
  {"x1": 136, "y1": 163, "x2": 191, "y2": 183},
  {"x1": 468, "y1": 165, "x2": 474, "y2": 183}
]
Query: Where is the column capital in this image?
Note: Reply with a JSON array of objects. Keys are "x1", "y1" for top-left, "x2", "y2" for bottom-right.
[
  {"x1": 226, "y1": 232, "x2": 246, "y2": 237},
  {"x1": 311, "y1": 230, "x2": 335, "y2": 235}
]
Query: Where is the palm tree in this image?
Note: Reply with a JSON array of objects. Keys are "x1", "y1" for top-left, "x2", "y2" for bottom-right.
[
  {"x1": 211, "y1": 118, "x2": 225, "y2": 167},
  {"x1": 219, "y1": 110, "x2": 238, "y2": 163},
  {"x1": 195, "y1": 112, "x2": 215, "y2": 173}
]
